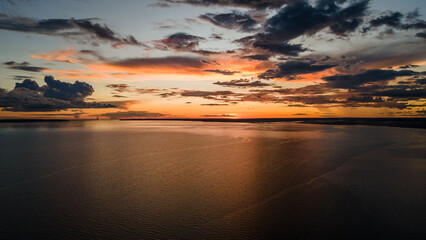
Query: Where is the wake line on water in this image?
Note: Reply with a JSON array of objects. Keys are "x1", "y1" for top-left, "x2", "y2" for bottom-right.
[{"x1": 200, "y1": 150, "x2": 365, "y2": 226}]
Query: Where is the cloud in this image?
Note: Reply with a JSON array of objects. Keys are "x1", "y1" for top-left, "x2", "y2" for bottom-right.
[
  {"x1": 253, "y1": 83, "x2": 334, "y2": 95},
  {"x1": 153, "y1": 32, "x2": 205, "y2": 51},
  {"x1": 4, "y1": 61, "x2": 46, "y2": 72},
  {"x1": 252, "y1": 41, "x2": 306, "y2": 56},
  {"x1": 234, "y1": 35, "x2": 307, "y2": 57},
  {"x1": 0, "y1": 76, "x2": 116, "y2": 111},
  {"x1": 159, "y1": 92, "x2": 180, "y2": 98},
  {"x1": 0, "y1": 16, "x2": 143, "y2": 47},
  {"x1": 106, "y1": 83, "x2": 163, "y2": 96},
  {"x1": 346, "y1": 95, "x2": 383, "y2": 103},
  {"x1": 43, "y1": 76, "x2": 94, "y2": 101},
  {"x1": 204, "y1": 78, "x2": 425, "y2": 109},
  {"x1": 100, "y1": 111, "x2": 166, "y2": 119},
  {"x1": 105, "y1": 84, "x2": 131, "y2": 93},
  {"x1": 96, "y1": 56, "x2": 210, "y2": 76},
  {"x1": 161, "y1": 0, "x2": 292, "y2": 9},
  {"x1": 201, "y1": 114, "x2": 234, "y2": 117},
  {"x1": 12, "y1": 75, "x2": 34, "y2": 81},
  {"x1": 15, "y1": 79, "x2": 39, "y2": 90},
  {"x1": 259, "y1": 60, "x2": 336, "y2": 79},
  {"x1": 372, "y1": 87, "x2": 426, "y2": 99},
  {"x1": 148, "y1": 2, "x2": 171, "y2": 7},
  {"x1": 367, "y1": 11, "x2": 426, "y2": 31},
  {"x1": 370, "y1": 12, "x2": 403, "y2": 28},
  {"x1": 203, "y1": 69, "x2": 240, "y2": 75},
  {"x1": 239, "y1": 92, "x2": 281, "y2": 102},
  {"x1": 328, "y1": 40, "x2": 426, "y2": 70},
  {"x1": 191, "y1": 49, "x2": 221, "y2": 55},
  {"x1": 415, "y1": 78, "x2": 426, "y2": 85},
  {"x1": 201, "y1": 103, "x2": 229, "y2": 106},
  {"x1": 181, "y1": 90, "x2": 236, "y2": 100},
  {"x1": 416, "y1": 31, "x2": 426, "y2": 39},
  {"x1": 262, "y1": 0, "x2": 369, "y2": 41},
  {"x1": 399, "y1": 64, "x2": 419, "y2": 69},
  {"x1": 210, "y1": 33, "x2": 222, "y2": 40},
  {"x1": 214, "y1": 79, "x2": 272, "y2": 88},
  {"x1": 242, "y1": 54, "x2": 270, "y2": 61},
  {"x1": 323, "y1": 69, "x2": 420, "y2": 89},
  {"x1": 199, "y1": 12, "x2": 259, "y2": 32},
  {"x1": 106, "y1": 56, "x2": 205, "y2": 69}
]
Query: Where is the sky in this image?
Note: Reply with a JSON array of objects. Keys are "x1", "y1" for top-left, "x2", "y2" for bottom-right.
[{"x1": 0, "y1": 0, "x2": 425, "y2": 119}]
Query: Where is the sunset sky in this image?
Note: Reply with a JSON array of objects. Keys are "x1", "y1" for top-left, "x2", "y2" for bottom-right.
[{"x1": 0, "y1": 0, "x2": 425, "y2": 119}]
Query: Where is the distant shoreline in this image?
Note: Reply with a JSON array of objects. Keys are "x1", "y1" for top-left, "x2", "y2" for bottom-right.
[
  {"x1": 1, "y1": 118, "x2": 425, "y2": 129},
  {"x1": 0, "y1": 119, "x2": 70, "y2": 123},
  {"x1": 120, "y1": 118, "x2": 426, "y2": 129}
]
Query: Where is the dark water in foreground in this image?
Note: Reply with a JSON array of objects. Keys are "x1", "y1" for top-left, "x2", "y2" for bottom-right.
[{"x1": 1, "y1": 121, "x2": 425, "y2": 239}]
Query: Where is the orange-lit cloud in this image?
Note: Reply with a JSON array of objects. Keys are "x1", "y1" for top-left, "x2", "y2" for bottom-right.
[{"x1": 31, "y1": 49, "x2": 79, "y2": 63}]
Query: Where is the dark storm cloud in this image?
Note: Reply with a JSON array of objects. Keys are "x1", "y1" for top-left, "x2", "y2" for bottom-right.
[
  {"x1": 203, "y1": 69, "x2": 240, "y2": 75},
  {"x1": 43, "y1": 76, "x2": 94, "y2": 101},
  {"x1": 100, "y1": 111, "x2": 166, "y2": 119},
  {"x1": 154, "y1": 32, "x2": 205, "y2": 51},
  {"x1": 199, "y1": 12, "x2": 259, "y2": 32},
  {"x1": 214, "y1": 79, "x2": 272, "y2": 88},
  {"x1": 15, "y1": 79, "x2": 39, "y2": 90},
  {"x1": 372, "y1": 88, "x2": 426, "y2": 99},
  {"x1": 368, "y1": 11, "x2": 426, "y2": 31},
  {"x1": 0, "y1": 76, "x2": 116, "y2": 111},
  {"x1": 107, "y1": 56, "x2": 205, "y2": 69},
  {"x1": 4, "y1": 61, "x2": 46, "y2": 72},
  {"x1": 259, "y1": 61, "x2": 336, "y2": 79},
  {"x1": 323, "y1": 69, "x2": 420, "y2": 89},
  {"x1": 263, "y1": 0, "x2": 369, "y2": 41},
  {"x1": 233, "y1": 35, "x2": 307, "y2": 57},
  {"x1": 0, "y1": 16, "x2": 143, "y2": 46},
  {"x1": 370, "y1": 12, "x2": 403, "y2": 28},
  {"x1": 161, "y1": 0, "x2": 293, "y2": 9},
  {"x1": 252, "y1": 41, "x2": 306, "y2": 56}
]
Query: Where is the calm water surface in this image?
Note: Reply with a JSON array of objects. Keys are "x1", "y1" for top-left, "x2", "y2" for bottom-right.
[{"x1": 1, "y1": 121, "x2": 425, "y2": 239}]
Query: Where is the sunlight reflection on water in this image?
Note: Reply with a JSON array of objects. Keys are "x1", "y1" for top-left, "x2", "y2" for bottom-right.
[{"x1": 1, "y1": 121, "x2": 425, "y2": 239}]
